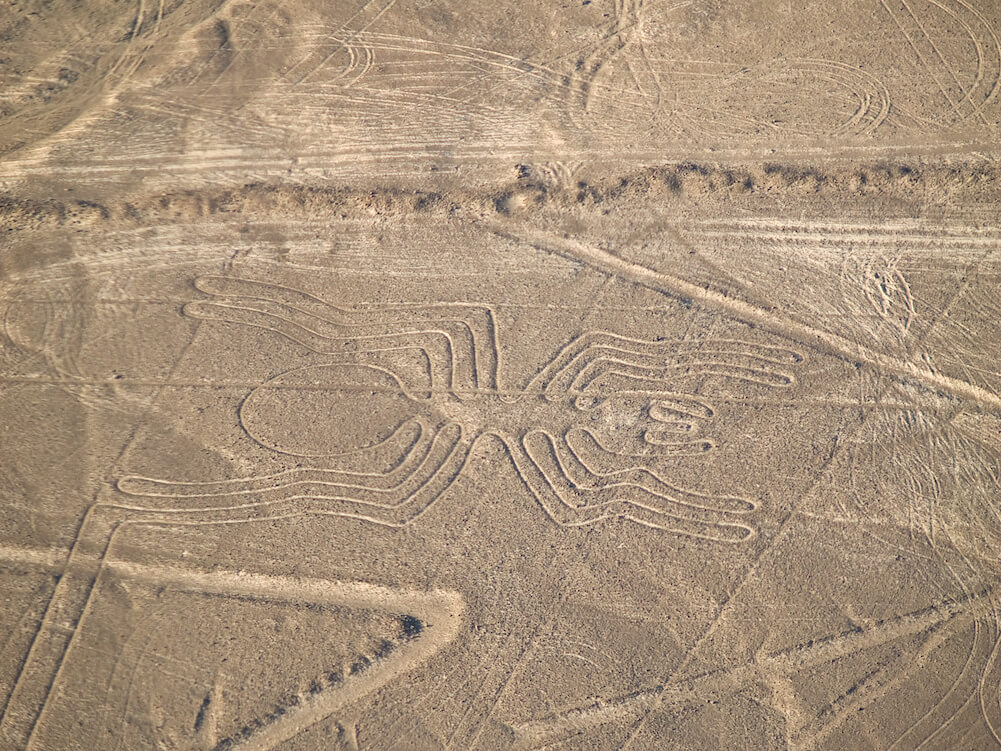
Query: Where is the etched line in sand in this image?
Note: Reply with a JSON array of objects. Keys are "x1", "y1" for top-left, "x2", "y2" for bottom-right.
[
  {"x1": 183, "y1": 275, "x2": 500, "y2": 397},
  {"x1": 0, "y1": 511, "x2": 464, "y2": 751},
  {"x1": 506, "y1": 427, "x2": 756, "y2": 543},
  {"x1": 880, "y1": 0, "x2": 1001, "y2": 125},
  {"x1": 485, "y1": 221, "x2": 1001, "y2": 411},
  {"x1": 0, "y1": 545, "x2": 66, "y2": 573},
  {"x1": 104, "y1": 562, "x2": 463, "y2": 751},
  {"x1": 508, "y1": 589, "x2": 991, "y2": 749},
  {"x1": 883, "y1": 0, "x2": 970, "y2": 123},
  {"x1": 0, "y1": 272, "x2": 810, "y2": 745},
  {"x1": 525, "y1": 332, "x2": 802, "y2": 398},
  {"x1": 111, "y1": 275, "x2": 806, "y2": 541}
]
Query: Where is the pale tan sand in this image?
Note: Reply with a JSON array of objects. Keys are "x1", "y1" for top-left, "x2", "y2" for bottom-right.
[{"x1": 2, "y1": 1, "x2": 1001, "y2": 749}]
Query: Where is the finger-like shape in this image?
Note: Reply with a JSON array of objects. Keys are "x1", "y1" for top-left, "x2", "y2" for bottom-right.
[
  {"x1": 195, "y1": 275, "x2": 354, "y2": 318},
  {"x1": 516, "y1": 430, "x2": 756, "y2": 542},
  {"x1": 195, "y1": 275, "x2": 341, "y2": 308},
  {"x1": 536, "y1": 332, "x2": 800, "y2": 396},
  {"x1": 116, "y1": 421, "x2": 430, "y2": 500},
  {"x1": 571, "y1": 358, "x2": 796, "y2": 395},
  {"x1": 114, "y1": 423, "x2": 465, "y2": 515},
  {"x1": 183, "y1": 298, "x2": 356, "y2": 351},
  {"x1": 357, "y1": 429, "x2": 474, "y2": 527},
  {"x1": 615, "y1": 504, "x2": 754, "y2": 541},
  {"x1": 189, "y1": 296, "x2": 421, "y2": 339},
  {"x1": 532, "y1": 332, "x2": 802, "y2": 397},
  {"x1": 648, "y1": 396, "x2": 714, "y2": 424},
  {"x1": 183, "y1": 299, "x2": 457, "y2": 394},
  {"x1": 189, "y1": 296, "x2": 484, "y2": 370},
  {"x1": 574, "y1": 425, "x2": 714, "y2": 457},
  {"x1": 195, "y1": 275, "x2": 481, "y2": 329},
  {"x1": 193, "y1": 276, "x2": 499, "y2": 390},
  {"x1": 184, "y1": 297, "x2": 457, "y2": 358},
  {"x1": 559, "y1": 430, "x2": 754, "y2": 514},
  {"x1": 643, "y1": 430, "x2": 715, "y2": 452},
  {"x1": 185, "y1": 298, "x2": 490, "y2": 395}
]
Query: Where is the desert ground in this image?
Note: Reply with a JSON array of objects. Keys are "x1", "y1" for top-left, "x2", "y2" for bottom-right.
[{"x1": 2, "y1": 0, "x2": 1001, "y2": 749}]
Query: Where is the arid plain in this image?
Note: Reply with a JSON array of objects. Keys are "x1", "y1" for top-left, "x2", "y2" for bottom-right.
[{"x1": 2, "y1": 0, "x2": 1001, "y2": 749}]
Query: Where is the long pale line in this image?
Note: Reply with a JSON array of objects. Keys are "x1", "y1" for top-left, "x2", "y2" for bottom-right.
[
  {"x1": 0, "y1": 546, "x2": 65, "y2": 572},
  {"x1": 691, "y1": 230, "x2": 1001, "y2": 247},
  {"x1": 0, "y1": 377, "x2": 947, "y2": 411},
  {"x1": 487, "y1": 222, "x2": 1001, "y2": 412},
  {"x1": 2, "y1": 140, "x2": 999, "y2": 177},
  {"x1": 511, "y1": 591, "x2": 985, "y2": 749}
]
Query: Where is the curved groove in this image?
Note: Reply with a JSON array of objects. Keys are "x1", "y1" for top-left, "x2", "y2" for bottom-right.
[
  {"x1": 188, "y1": 276, "x2": 499, "y2": 392},
  {"x1": 113, "y1": 423, "x2": 464, "y2": 516},
  {"x1": 513, "y1": 429, "x2": 756, "y2": 542}
]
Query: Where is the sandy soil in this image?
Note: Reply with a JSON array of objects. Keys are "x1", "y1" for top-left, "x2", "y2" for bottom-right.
[{"x1": 2, "y1": 0, "x2": 1001, "y2": 749}]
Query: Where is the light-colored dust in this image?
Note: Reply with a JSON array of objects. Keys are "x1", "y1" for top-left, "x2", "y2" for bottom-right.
[{"x1": 2, "y1": 1, "x2": 1001, "y2": 749}]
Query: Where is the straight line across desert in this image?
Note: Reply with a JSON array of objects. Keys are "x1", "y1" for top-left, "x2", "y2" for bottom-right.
[{"x1": 2, "y1": 1, "x2": 1001, "y2": 749}]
